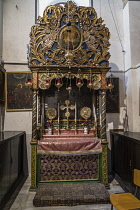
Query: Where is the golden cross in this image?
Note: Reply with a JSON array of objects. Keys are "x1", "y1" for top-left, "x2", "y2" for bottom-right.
[{"x1": 60, "y1": 100, "x2": 75, "y2": 129}]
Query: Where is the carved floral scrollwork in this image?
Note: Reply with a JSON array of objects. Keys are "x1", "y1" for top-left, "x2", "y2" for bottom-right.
[{"x1": 29, "y1": 1, "x2": 110, "y2": 68}]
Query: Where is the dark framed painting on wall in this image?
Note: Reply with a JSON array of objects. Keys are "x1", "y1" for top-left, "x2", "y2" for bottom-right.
[
  {"x1": 0, "y1": 67, "x2": 5, "y2": 104},
  {"x1": 6, "y1": 72, "x2": 33, "y2": 111},
  {"x1": 106, "y1": 78, "x2": 119, "y2": 113}
]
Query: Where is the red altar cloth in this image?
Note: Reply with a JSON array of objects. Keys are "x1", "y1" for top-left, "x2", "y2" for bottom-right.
[{"x1": 37, "y1": 137, "x2": 102, "y2": 155}]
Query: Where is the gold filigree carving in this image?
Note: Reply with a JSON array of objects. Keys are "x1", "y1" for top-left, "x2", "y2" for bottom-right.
[
  {"x1": 38, "y1": 81, "x2": 46, "y2": 89},
  {"x1": 32, "y1": 72, "x2": 38, "y2": 89},
  {"x1": 101, "y1": 143, "x2": 108, "y2": 185},
  {"x1": 45, "y1": 108, "x2": 57, "y2": 120},
  {"x1": 29, "y1": 1, "x2": 110, "y2": 68},
  {"x1": 31, "y1": 144, "x2": 37, "y2": 189},
  {"x1": 38, "y1": 73, "x2": 101, "y2": 89},
  {"x1": 101, "y1": 73, "x2": 107, "y2": 89},
  {"x1": 80, "y1": 107, "x2": 91, "y2": 120}
]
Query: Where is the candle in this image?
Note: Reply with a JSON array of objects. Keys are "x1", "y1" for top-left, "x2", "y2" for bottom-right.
[
  {"x1": 75, "y1": 102, "x2": 77, "y2": 123},
  {"x1": 93, "y1": 103, "x2": 97, "y2": 126},
  {"x1": 58, "y1": 103, "x2": 60, "y2": 123}
]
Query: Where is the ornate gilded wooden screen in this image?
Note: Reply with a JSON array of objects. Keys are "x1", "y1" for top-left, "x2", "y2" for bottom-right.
[
  {"x1": 29, "y1": 1, "x2": 110, "y2": 69},
  {"x1": 29, "y1": 1, "x2": 111, "y2": 189}
]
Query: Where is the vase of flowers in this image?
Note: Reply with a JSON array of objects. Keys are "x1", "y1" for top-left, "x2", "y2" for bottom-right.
[
  {"x1": 46, "y1": 121, "x2": 54, "y2": 135},
  {"x1": 82, "y1": 121, "x2": 89, "y2": 134}
]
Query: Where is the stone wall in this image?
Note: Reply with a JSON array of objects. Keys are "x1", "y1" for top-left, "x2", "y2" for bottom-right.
[
  {"x1": 3, "y1": 0, "x2": 35, "y2": 134},
  {"x1": 123, "y1": 1, "x2": 140, "y2": 132},
  {"x1": 0, "y1": 0, "x2": 3, "y2": 62}
]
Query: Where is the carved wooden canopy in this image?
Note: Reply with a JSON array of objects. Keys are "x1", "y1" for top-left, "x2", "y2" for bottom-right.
[{"x1": 29, "y1": 1, "x2": 111, "y2": 72}]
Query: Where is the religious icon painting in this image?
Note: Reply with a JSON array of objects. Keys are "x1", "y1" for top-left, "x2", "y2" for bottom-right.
[
  {"x1": 0, "y1": 67, "x2": 5, "y2": 104},
  {"x1": 6, "y1": 72, "x2": 33, "y2": 111},
  {"x1": 106, "y1": 78, "x2": 119, "y2": 113},
  {"x1": 58, "y1": 25, "x2": 82, "y2": 50}
]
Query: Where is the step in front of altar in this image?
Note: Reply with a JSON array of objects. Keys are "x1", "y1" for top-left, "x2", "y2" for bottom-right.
[{"x1": 33, "y1": 182, "x2": 110, "y2": 207}]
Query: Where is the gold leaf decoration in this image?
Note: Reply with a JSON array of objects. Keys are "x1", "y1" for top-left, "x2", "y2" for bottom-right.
[{"x1": 29, "y1": 1, "x2": 110, "y2": 68}]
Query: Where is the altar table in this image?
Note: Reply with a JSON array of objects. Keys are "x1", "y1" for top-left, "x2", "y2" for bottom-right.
[
  {"x1": 37, "y1": 134, "x2": 102, "y2": 182},
  {"x1": 37, "y1": 137, "x2": 102, "y2": 155}
]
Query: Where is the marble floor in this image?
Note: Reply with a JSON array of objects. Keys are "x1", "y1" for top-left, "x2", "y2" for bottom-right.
[{"x1": 9, "y1": 175, "x2": 124, "y2": 210}]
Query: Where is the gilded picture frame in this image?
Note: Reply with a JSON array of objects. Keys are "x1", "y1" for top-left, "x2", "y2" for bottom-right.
[
  {"x1": 6, "y1": 72, "x2": 33, "y2": 111},
  {"x1": 106, "y1": 78, "x2": 119, "y2": 113},
  {"x1": 0, "y1": 67, "x2": 5, "y2": 104}
]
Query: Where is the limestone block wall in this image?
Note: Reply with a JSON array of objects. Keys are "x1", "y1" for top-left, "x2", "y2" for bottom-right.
[
  {"x1": 94, "y1": 0, "x2": 126, "y2": 138},
  {"x1": 0, "y1": 0, "x2": 3, "y2": 61},
  {"x1": 123, "y1": 1, "x2": 140, "y2": 132},
  {"x1": 3, "y1": 0, "x2": 35, "y2": 135}
]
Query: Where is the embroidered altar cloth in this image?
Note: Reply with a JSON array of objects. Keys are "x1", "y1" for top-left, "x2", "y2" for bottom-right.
[{"x1": 37, "y1": 137, "x2": 102, "y2": 155}]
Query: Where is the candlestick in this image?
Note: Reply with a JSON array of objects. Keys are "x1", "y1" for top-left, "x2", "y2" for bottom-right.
[
  {"x1": 93, "y1": 103, "x2": 97, "y2": 126},
  {"x1": 58, "y1": 103, "x2": 60, "y2": 134},
  {"x1": 58, "y1": 103, "x2": 60, "y2": 123},
  {"x1": 40, "y1": 115, "x2": 43, "y2": 126},
  {"x1": 75, "y1": 102, "x2": 77, "y2": 123}
]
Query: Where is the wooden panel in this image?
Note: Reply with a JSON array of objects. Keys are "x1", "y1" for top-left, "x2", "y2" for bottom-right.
[
  {"x1": 0, "y1": 142, "x2": 11, "y2": 202},
  {"x1": 0, "y1": 132, "x2": 28, "y2": 209},
  {"x1": 111, "y1": 131, "x2": 140, "y2": 198}
]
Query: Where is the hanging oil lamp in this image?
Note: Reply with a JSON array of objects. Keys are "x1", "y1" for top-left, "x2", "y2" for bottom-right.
[
  {"x1": 76, "y1": 78, "x2": 83, "y2": 91},
  {"x1": 46, "y1": 79, "x2": 51, "y2": 89},
  {"x1": 87, "y1": 70, "x2": 94, "y2": 90},
  {"x1": 66, "y1": 74, "x2": 72, "y2": 94},
  {"x1": 55, "y1": 78, "x2": 63, "y2": 91},
  {"x1": 25, "y1": 78, "x2": 32, "y2": 88},
  {"x1": 107, "y1": 74, "x2": 114, "y2": 92},
  {"x1": 76, "y1": 68, "x2": 83, "y2": 91},
  {"x1": 66, "y1": 85, "x2": 72, "y2": 94},
  {"x1": 107, "y1": 82, "x2": 114, "y2": 91},
  {"x1": 87, "y1": 79, "x2": 93, "y2": 90}
]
